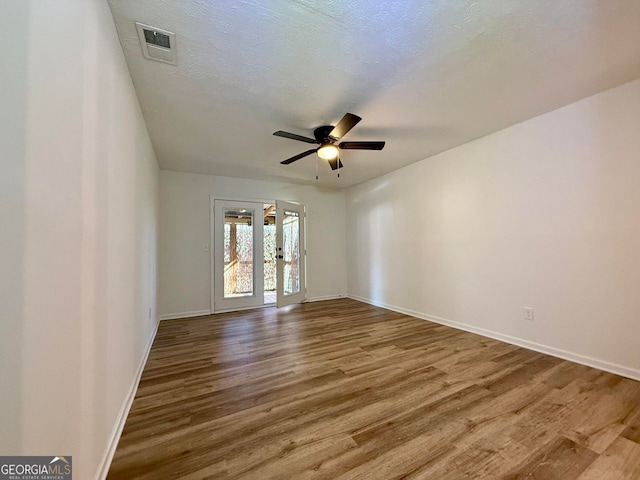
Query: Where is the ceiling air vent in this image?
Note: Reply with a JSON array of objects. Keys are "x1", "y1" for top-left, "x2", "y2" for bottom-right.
[{"x1": 135, "y1": 22, "x2": 177, "y2": 65}]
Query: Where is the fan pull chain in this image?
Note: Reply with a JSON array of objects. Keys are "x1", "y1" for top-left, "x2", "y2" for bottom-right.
[
  {"x1": 337, "y1": 157, "x2": 340, "y2": 178},
  {"x1": 315, "y1": 155, "x2": 319, "y2": 181}
]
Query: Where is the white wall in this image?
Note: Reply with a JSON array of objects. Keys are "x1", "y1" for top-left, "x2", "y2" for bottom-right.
[
  {"x1": 159, "y1": 171, "x2": 347, "y2": 317},
  {"x1": 0, "y1": 1, "x2": 159, "y2": 479},
  {"x1": 346, "y1": 78, "x2": 640, "y2": 379}
]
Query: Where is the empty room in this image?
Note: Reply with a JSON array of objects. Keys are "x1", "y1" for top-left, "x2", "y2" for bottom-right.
[{"x1": 2, "y1": 1, "x2": 640, "y2": 479}]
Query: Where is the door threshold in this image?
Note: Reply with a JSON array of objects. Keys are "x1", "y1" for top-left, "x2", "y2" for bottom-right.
[{"x1": 213, "y1": 304, "x2": 276, "y2": 314}]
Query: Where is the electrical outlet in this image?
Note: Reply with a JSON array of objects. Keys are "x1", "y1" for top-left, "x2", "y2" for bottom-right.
[{"x1": 524, "y1": 307, "x2": 534, "y2": 321}]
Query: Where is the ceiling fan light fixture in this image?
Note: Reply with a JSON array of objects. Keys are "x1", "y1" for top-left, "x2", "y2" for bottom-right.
[
  {"x1": 317, "y1": 143, "x2": 339, "y2": 161},
  {"x1": 275, "y1": 113, "x2": 385, "y2": 172}
]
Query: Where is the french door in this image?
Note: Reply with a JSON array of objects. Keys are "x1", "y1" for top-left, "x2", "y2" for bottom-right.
[
  {"x1": 212, "y1": 199, "x2": 306, "y2": 312},
  {"x1": 213, "y1": 200, "x2": 265, "y2": 311},
  {"x1": 276, "y1": 201, "x2": 306, "y2": 308}
]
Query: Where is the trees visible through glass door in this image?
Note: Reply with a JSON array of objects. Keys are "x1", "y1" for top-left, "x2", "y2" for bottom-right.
[{"x1": 223, "y1": 208, "x2": 254, "y2": 298}]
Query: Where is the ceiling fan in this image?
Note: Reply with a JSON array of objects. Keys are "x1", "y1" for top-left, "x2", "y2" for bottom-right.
[{"x1": 273, "y1": 113, "x2": 385, "y2": 175}]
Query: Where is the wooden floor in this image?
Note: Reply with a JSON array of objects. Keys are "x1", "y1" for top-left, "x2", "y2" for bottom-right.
[{"x1": 108, "y1": 299, "x2": 640, "y2": 479}]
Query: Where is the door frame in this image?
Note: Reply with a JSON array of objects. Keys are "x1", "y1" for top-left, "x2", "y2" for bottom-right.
[{"x1": 209, "y1": 196, "x2": 307, "y2": 313}]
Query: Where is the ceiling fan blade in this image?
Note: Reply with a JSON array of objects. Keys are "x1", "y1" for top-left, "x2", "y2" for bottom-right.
[
  {"x1": 328, "y1": 113, "x2": 361, "y2": 140},
  {"x1": 339, "y1": 141, "x2": 386, "y2": 150},
  {"x1": 328, "y1": 158, "x2": 344, "y2": 171},
  {"x1": 273, "y1": 131, "x2": 317, "y2": 144},
  {"x1": 280, "y1": 149, "x2": 317, "y2": 165}
]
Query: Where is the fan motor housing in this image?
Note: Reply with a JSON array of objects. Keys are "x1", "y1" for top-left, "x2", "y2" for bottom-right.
[{"x1": 314, "y1": 125, "x2": 335, "y2": 143}]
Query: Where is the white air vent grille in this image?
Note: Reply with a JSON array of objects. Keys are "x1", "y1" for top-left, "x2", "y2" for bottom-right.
[{"x1": 135, "y1": 22, "x2": 177, "y2": 65}]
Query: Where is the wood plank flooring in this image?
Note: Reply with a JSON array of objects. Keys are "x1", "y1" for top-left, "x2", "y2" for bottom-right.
[{"x1": 107, "y1": 298, "x2": 640, "y2": 479}]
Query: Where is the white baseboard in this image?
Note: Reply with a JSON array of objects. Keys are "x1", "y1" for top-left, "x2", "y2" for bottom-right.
[
  {"x1": 159, "y1": 309, "x2": 211, "y2": 321},
  {"x1": 95, "y1": 319, "x2": 160, "y2": 480},
  {"x1": 305, "y1": 294, "x2": 347, "y2": 303},
  {"x1": 348, "y1": 294, "x2": 640, "y2": 382}
]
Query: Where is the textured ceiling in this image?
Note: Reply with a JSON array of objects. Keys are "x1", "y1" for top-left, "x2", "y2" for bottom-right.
[{"x1": 108, "y1": 0, "x2": 640, "y2": 188}]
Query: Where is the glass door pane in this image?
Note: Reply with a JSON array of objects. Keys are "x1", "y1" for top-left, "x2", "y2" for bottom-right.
[
  {"x1": 223, "y1": 209, "x2": 254, "y2": 298},
  {"x1": 263, "y1": 204, "x2": 276, "y2": 304},
  {"x1": 282, "y1": 210, "x2": 300, "y2": 295}
]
